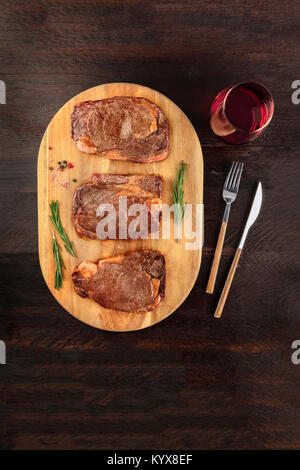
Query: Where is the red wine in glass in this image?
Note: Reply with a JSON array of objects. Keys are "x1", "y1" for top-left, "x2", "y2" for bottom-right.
[{"x1": 210, "y1": 81, "x2": 274, "y2": 143}]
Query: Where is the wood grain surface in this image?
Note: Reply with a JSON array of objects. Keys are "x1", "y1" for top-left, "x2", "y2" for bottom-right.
[
  {"x1": 38, "y1": 83, "x2": 203, "y2": 331},
  {"x1": 214, "y1": 248, "x2": 242, "y2": 318},
  {"x1": 206, "y1": 220, "x2": 227, "y2": 294},
  {"x1": 1, "y1": 0, "x2": 300, "y2": 450}
]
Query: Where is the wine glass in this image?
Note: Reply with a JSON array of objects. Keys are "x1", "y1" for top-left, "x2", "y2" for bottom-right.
[{"x1": 210, "y1": 81, "x2": 274, "y2": 144}]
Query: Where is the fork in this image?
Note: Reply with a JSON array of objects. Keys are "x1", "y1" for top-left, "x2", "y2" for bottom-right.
[{"x1": 206, "y1": 161, "x2": 244, "y2": 294}]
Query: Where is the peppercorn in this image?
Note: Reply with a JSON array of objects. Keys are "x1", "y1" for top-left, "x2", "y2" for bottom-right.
[
  {"x1": 57, "y1": 161, "x2": 61, "y2": 165},
  {"x1": 48, "y1": 166, "x2": 53, "y2": 171},
  {"x1": 63, "y1": 160, "x2": 67, "y2": 164},
  {"x1": 72, "y1": 178, "x2": 77, "y2": 182}
]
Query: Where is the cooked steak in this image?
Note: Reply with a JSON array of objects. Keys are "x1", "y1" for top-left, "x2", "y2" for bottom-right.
[
  {"x1": 71, "y1": 96, "x2": 169, "y2": 162},
  {"x1": 72, "y1": 250, "x2": 166, "y2": 312},
  {"x1": 73, "y1": 174, "x2": 162, "y2": 240}
]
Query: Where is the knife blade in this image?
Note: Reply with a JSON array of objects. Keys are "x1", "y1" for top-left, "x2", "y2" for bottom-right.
[{"x1": 238, "y1": 182, "x2": 263, "y2": 249}]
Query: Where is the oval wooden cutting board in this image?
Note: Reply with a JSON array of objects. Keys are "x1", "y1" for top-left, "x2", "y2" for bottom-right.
[{"x1": 38, "y1": 83, "x2": 203, "y2": 331}]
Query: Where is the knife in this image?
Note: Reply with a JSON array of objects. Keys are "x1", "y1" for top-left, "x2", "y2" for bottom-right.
[{"x1": 214, "y1": 182, "x2": 263, "y2": 318}]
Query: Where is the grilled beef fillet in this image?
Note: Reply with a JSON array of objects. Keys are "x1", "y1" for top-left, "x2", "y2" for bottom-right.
[
  {"x1": 73, "y1": 174, "x2": 162, "y2": 240},
  {"x1": 71, "y1": 96, "x2": 169, "y2": 163},
  {"x1": 72, "y1": 250, "x2": 166, "y2": 312}
]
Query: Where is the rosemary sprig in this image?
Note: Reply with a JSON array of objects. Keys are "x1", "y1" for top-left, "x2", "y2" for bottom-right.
[
  {"x1": 173, "y1": 160, "x2": 189, "y2": 225},
  {"x1": 49, "y1": 200, "x2": 76, "y2": 257},
  {"x1": 52, "y1": 229, "x2": 65, "y2": 290}
]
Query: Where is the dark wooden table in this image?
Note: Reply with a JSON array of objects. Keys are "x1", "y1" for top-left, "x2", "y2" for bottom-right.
[{"x1": 1, "y1": 0, "x2": 300, "y2": 450}]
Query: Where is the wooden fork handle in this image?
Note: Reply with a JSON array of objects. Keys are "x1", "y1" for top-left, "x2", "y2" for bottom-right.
[
  {"x1": 206, "y1": 220, "x2": 228, "y2": 294},
  {"x1": 214, "y1": 248, "x2": 242, "y2": 318}
]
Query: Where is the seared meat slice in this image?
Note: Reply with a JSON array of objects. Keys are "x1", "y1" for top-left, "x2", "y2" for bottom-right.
[
  {"x1": 71, "y1": 96, "x2": 169, "y2": 163},
  {"x1": 72, "y1": 250, "x2": 166, "y2": 312},
  {"x1": 73, "y1": 174, "x2": 162, "y2": 240}
]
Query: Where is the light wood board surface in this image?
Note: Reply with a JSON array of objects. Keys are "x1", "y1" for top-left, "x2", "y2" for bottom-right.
[{"x1": 38, "y1": 83, "x2": 203, "y2": 331}]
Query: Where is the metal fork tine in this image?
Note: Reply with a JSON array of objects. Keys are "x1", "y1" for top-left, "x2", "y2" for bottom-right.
[
  {"x1": 227, "y1": 161, "x2": 238, "y2": 189},
  {"x1": 224, "y1": 161, "x2": 235, "y2": 188},
  {"x1": 234, "y1": 162, "x2": 244, "y2": 191},
  {"x1": 232, "y1": 162, "x2": 244, "y2": 191},
  {"x1": 225, "y1": 161, "x2": 235, "y2": 189}
]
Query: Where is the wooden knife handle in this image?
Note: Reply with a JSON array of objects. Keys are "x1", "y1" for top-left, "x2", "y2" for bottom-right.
[
  {"x1": 214, "y1": 248, "x2": 242, "y2": 318},
  {"x1": 206, "y1": 220, "x2": 228, "y2": 294}
]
